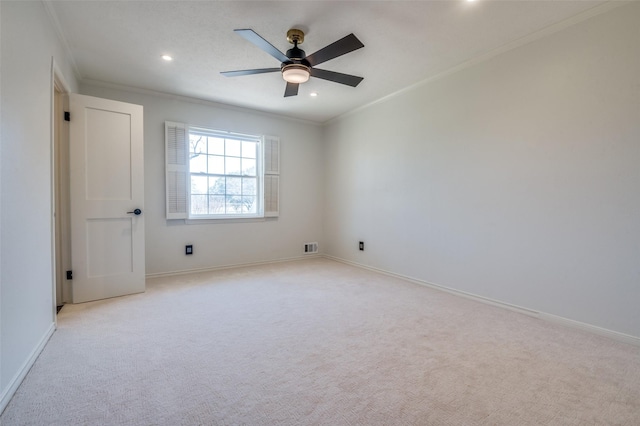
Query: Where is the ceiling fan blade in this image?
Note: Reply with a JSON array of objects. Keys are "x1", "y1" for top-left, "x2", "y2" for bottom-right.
[
  {"x1": 305, "y1": 33, "x2": 364, "y2": 67},
  {"x1": 234, "y1": 29, "x2": 290, "y2": 64},
  {"x1": 220, "y1": 68, "x2": 280, "y2": 77},
  {"x1": 284, "y1": 82, "x2": 299, "y2": 97},
  {"x1": 310, "y1": 68, "x2": 363, "y2": 87}
]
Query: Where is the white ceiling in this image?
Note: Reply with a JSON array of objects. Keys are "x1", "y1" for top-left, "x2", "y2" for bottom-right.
[{"x1": 47, "y1": 0, "x2": 610, "y2": 123}]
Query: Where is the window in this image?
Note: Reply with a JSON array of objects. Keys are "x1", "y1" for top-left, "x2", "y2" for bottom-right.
[
  {"x1": 189, "y1": 129, "x2": 259, "y2": 217},
  {"x1": 165, "y1": 122, "x2": 279, "y2": 220}
]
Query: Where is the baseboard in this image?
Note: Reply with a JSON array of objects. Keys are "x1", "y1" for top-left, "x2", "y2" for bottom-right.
[
  {"x1": 145, "y1": 254, "x2": 321, "y2": 279},
  {"x1": 538, "y1": 312, "x2": 640, "y2": 347},
  {"x1": 0, "y1": 323, "x2": 56, "y2": 414},
  {"x1": 324, "y1": 255, "x2": 640, "y2": 347}
]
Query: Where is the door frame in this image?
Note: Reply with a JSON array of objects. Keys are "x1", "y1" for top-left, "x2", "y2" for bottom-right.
[{"x1": 51, "y1": 58, "x2": 71, "y2": 321}]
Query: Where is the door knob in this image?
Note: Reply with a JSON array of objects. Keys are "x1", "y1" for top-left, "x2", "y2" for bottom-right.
[{"x1": 127, "y1": 208, "x2": 142, "y2": 215}]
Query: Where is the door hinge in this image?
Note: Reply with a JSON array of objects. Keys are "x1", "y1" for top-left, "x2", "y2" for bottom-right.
[
  {"x1": 66, "y1": 270, "x2": 73, "y2": 280},
  {"x1": 64, "y1": 111, "x2": 70, "y2": 122}
]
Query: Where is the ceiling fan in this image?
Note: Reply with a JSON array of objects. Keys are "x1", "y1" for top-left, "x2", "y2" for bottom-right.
[{"x1": 221, "y1": 29, "x2": 364, "y2": 97}]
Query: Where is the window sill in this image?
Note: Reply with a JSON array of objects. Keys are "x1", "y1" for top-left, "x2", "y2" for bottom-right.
[{"x1": 183, "y1": 216, "x2": 277, "y2": 225}]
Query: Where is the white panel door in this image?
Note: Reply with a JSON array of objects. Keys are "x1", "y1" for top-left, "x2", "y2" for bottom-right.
[{"x1": 69, "y1": 94, "x2": 145, "y2": 303}]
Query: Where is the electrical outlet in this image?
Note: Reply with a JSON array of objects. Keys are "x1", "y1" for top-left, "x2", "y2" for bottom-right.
[
  {"x1": 359, "y1": 241, "x2": 364, "y2": 251},
  {"x1": 185, "y1": 245, "x2": 193, "y2": 255}
]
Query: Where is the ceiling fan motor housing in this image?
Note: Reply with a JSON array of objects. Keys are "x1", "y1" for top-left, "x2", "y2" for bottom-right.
[{"x1": 285, "y1": 46, "x2": 306, "y2": 61}]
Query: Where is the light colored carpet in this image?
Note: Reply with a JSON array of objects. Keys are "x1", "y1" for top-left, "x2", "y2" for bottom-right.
[{"x1": 2, "y1": 258, "x2": 639, "y2": 425}]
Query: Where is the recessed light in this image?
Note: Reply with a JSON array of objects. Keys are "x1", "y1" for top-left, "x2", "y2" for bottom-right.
[
  {"x1": 161, "y1": 55, "x2": 173, "y2": 61},
  {"x1": 310, "y1": 92, "x2": 318, "y2": 97}
]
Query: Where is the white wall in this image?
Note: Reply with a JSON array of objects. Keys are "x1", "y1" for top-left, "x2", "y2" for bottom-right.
[
  {"x1": 323, "y1": 3, "x2": 640, "y2": 338},
  {"x1": 0, "y1": 0, "x2": 78, "y2": 410},
  {"x1": 79, "y1": 84, "x2": 325, "y2": 275}
]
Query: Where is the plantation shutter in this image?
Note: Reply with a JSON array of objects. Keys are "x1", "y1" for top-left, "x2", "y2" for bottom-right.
[
  {"x1": 263, "y1": 135, "x2": 280, "y2": 217},
  {"x1": 165, "y1": 121, "x2": 188, "y2": 219}
]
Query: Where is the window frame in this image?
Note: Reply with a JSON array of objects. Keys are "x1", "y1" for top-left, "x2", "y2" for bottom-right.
[{"x1": 187, "y1": 126, "x2": 264, "y2": 220}]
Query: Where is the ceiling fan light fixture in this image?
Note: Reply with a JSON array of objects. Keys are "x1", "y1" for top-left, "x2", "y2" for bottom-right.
[{"x1": 282, "y1": 64, "x2": 310, "y2": 84}]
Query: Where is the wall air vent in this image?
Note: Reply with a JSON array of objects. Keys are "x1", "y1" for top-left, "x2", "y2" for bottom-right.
[{"x1": 303, "y1": 242, "x2": 318, "y2": 254}]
